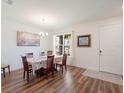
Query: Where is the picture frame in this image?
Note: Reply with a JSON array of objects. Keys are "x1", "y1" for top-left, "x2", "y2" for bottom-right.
[
  {"x1": 17, "y1": 31, "x2": 40, "y2": 46},
  {"x1": 77, "y1": 34, "x2": 91, "y2": 47}
]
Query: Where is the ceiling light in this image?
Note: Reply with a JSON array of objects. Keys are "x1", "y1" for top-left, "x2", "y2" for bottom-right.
[
  {"x1": 46, "y1": 33, "x2": 48, "y2": 36},
  {"x1": 42, "y1": 33, "x2": 45, "y2": 37},
  {"x1": 38, "y1": 32, "x2": 48, "y2": 37},
  {"x1": 38, "y1": 32, "x2": 42, "y2": 35}
]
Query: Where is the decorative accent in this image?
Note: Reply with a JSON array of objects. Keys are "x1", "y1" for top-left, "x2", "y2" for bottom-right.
[
  {"x1": 38, "y1": 32, "x2": 48, "y2": 37},
  {"x1": 77, "y1": 34, "x2": 91, "y2": 47},
  {"x1": 17, "y1": 31, "x2": 40, "y2": 46}
]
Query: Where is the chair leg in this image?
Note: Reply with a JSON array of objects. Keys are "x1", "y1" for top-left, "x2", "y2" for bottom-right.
[
  {"x1": 23, "y1": 70, "x2": 25, "y2": 79},
  {"x1": 56, "y1": 64, "x2": 57, "y2": 70},
  {"x1": 65, "y1": 65, "x2": 67, "y2": 71},
  {"x1": 8, "y1": 65, "x2": 10, "y2": 75},
  {"x1": 3, "y1": 68, "x2": 5, "y2": 78},
  {"x1": 59, "y1": 65, "x2": 61, "y2": 71},
  {"x1": 27, "y1": 71, "x2": 29, "y2": 82},
  {"x1": 62, "y1": 66, "x2": 63, "y2": 73},
  {"x1": 31, "y1": 71, "x2": 33, "y2": 76},
  {"x1": 46, "y1": 72, "x2": 48, "y2": 79},
  {"x1": 52, "y1": 69, "x2": 54, "y2": 77}
]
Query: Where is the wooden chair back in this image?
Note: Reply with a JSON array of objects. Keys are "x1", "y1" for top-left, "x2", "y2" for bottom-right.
[
  {"x1": 39, "y1": 52, "x2": 45, "y2": 56},
  {"x1": 47, "y1": 51, "x2": 53, "y2": 56},
  {"x1": 62, "y1": 54, "x2": 67, "y2": 65},
  {"x1": 26, "y1": 53, "x2": 33, "y2": 58},
  {"x1": 47, "y1": 55, "x2": 54, "y2": 71},
  {"x1": 21, "y1": 56, "x2": 29, "y2": 71}
]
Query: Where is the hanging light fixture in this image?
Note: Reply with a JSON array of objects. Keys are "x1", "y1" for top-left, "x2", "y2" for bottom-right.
[
  {"x1": 46, "y1": 32, "x2": 48, "y2": 36},
  {"x1": 38, "y1": 32, "x2": 48, "y2": 37},
  {"x1": 38, "y1": 17, "x2": 48, "y2": 37}
]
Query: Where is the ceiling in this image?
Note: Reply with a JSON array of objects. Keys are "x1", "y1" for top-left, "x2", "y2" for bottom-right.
[{"x1": 2, "y1": 0, "x2": 123, "y2": 31}]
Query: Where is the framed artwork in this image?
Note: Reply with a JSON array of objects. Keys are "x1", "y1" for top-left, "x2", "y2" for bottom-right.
[
  {"x1": 77, "y1": 34, "x2": 91, "y2": 47},
  {"x1": 17, "y1": 31, "x2": 40, "y2": 46}
]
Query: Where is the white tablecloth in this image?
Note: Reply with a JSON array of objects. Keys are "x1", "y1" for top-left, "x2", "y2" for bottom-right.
[{"x1": 27, "y1": 56, "x2": 62, "y2": 74}]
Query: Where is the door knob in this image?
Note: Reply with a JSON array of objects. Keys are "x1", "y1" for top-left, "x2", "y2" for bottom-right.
[{"x1": 99, "y1": 50, "x2": 102, "y2": 53}]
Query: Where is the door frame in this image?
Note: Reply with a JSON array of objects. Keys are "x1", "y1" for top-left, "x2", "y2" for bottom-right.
[{"x1": 98, "y1": 24, "x2": 123, "y2": 75}]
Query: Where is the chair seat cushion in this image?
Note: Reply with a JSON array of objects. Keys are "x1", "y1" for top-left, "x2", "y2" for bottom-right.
[
  {"x1": 55, "y1": 61, "x2": 62, "y2": 65},
  {"x1": 1, "y1": 64, "x2": 9, "y2": 68},
  {"x1": 28, "y1": 65, "x2": 32, "y2": 70}
]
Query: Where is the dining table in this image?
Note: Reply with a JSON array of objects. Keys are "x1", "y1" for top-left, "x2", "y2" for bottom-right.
[{"x1": 27, "y1": 55, "x2": 62, "y2": 74}]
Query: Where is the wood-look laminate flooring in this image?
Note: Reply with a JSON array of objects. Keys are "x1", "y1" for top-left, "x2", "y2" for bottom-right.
[{"x1": 1, "y1": 66, "x2": 123, "y2": 93}]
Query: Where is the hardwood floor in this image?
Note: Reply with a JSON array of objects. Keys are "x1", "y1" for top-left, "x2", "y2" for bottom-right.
[{"x1": 1, "y1": 66, "x2": 123, "y2": 93}]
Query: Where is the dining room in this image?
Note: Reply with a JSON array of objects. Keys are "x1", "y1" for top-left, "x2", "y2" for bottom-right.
[{"x1": 1, "y1": 0, "x2": 123, "y2": 93}]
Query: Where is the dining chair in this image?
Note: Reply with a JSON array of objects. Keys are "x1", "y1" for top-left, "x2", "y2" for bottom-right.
[
  {"x1": 21, "y1": 56, "x2": 33, "y2": 82},
  {"x1": 26, "y1": 53, "x2": 33, "y2": 58},
  {"x1": 25, "y1": 53, "x2": 33, "y2": 68},
  {"x1": 1, "y1": 64, "x2": 10, "y2": 78},
  {"x1": 46, "y1": 55, "x2": 54, "y2": 76},
  {"x1": 55, "y1": 54, "x2": 67, "y2": 73},
  {"x1": 39, "y1": 51, "x2": 45, "y2": 56},
  {"x1": 47, "y1": 50, "x2": 53, "y2": 56},
  {"x1": 35, "y1": 55, "x2": 54, "y2": 77}
]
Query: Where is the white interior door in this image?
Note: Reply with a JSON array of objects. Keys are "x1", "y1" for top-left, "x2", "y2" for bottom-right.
[{"x1": 99, "y1": 24, "x2": 122, "y2": 75}]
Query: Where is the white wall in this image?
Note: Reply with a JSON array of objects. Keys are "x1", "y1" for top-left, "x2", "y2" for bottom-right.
[
  {"x1": 2, "y1": 19, "x2": 49, "y2": 70},
  {"x1": 47, "y1": 32, "x2": 54, "y2": 50},
  {"x1": 2, "y1": 16, "x2": 122, "y2": 74},
  {"x1": 52, "y1": 16, "x2": 123, "y2": 73}
]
